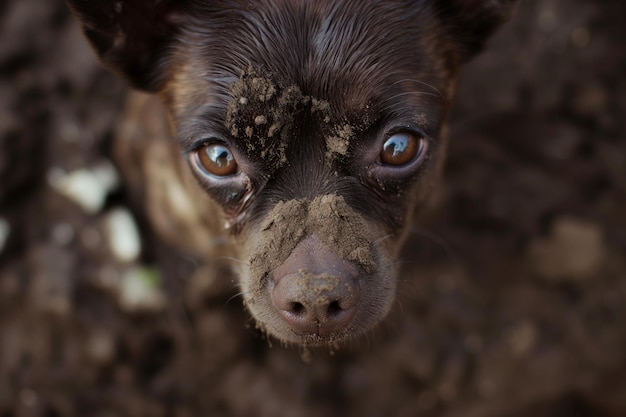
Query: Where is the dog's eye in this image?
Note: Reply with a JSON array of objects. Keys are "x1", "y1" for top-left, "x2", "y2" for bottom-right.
[
  {"x1": 380, "y1": 132, "x2": 424, "y2": 166},
  {"x1": 196, "y1": 143, "x2": 238, "y2": 177}
]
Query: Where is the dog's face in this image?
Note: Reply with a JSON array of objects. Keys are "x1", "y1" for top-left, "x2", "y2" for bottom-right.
[{"x1": 69, "y1": 0, "x2": 516, "y2": 346}]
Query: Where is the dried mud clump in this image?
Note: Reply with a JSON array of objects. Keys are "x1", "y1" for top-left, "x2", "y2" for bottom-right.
[
  {"x1": 225, "y1": 68, "x2": 305, "y2": 168},
  {"x1": 225, "y1": 68, "x2": 347, "y2": 173},
  {"x1": 325, "y1": 123, "x2": 354, "y2": 158},
  {"x1": 249, "y1": 194, "x2": 377, "y2": 293},
  {"x1": 292, "y1": 271, "x2": 344, "y2": 308},
  {"x1": 249, "y1": 199, "x2": 309, "y2": 291},
  {"x1": 311, "y1": 98, "x2": 331, "y2": 122},
  {"x1": 308, "y1": 194, "x2": 375, "y2": 271}
]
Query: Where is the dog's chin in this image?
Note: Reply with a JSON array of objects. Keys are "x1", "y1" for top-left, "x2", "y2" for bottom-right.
[{"x1": 274, "y1": 327, "x2": 364, "y2": 348}]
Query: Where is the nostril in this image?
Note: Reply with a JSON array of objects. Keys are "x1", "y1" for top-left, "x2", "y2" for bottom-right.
[
  {"x1": 327, "y1": 300, "x2": 342, "y2": 317},
  {"x1": 289, "y1": 301, "x2": 306, "y2": 317}
]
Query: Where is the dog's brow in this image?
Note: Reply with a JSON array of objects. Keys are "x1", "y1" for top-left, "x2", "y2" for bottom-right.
[{"x1": 176, "y1": 107, "x2": 229, "y2": 151}]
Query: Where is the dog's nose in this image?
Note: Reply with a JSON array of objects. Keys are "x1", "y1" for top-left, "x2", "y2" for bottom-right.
[
  {"x1": 271, "y1": 235, "x2": 361, "y2": 336},
  {"x1": 272, "y1": 270, "x2": 359, "y2": 336}
]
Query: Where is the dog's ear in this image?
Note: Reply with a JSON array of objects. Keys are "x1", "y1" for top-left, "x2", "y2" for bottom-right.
[
  {"x1": 66, "y1": 0, "x2": 189, "y2": 91},
  {"x1": 436, "y1": 0, "x2": 518, "y2": 61}
]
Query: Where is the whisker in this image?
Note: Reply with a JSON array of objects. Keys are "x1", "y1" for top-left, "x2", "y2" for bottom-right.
[
  {"x1": 228, "y1": 280, "x2": 244, "y2": 291},
  {"x1": 379, "y1": 91, "x2": 442, "y2": 114},
  {"x1": 224, "y1": 291, "x2": 247, "y2": 307},
  {"x1": 389, "y1": 78, "x2": 446, "y2": 99},
  {"x1": 218, "y1": 256, "x2": 250, "y2": 267},
  {"x1": 389, "y1": 91, "x2": 441, "y2": 100},
  {"x1": 373, "y1": 233, "x2": 395, "y2": 247}
]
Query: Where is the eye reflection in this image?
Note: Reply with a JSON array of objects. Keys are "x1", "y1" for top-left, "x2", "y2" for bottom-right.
[
  {"x1": 380, "y1": 132, "x2": 423, "y2": 166},
  {"x1": 196, "y1": 144, "x2": 238, "y2": 177}
]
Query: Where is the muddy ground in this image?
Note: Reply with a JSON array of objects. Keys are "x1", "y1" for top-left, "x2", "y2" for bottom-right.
[{"x1": 1, "y1": 0, "x2": 625, "y2": 416}]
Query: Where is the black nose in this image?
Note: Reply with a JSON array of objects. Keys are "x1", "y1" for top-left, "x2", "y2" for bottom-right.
[{"x1": 271, "y1": 235, "x2": 361, "y2": 336}]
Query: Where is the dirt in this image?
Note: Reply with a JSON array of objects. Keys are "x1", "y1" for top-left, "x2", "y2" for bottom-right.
[
  {"x1": 308, "y1": 194, "x2": 376, "y2": 271},
  {"x1": 297, "y1": 271, "x2": 341, "y2": 295},
  {"x1": 326, "y1": 124, "x2": 354, "y2": 158},
  {"x1": 249, "y1": 198, "x2": 309, "y2": 288},
  {"x1": 226, "y1": 67, "x2": 302, "y2": 166},
  {"x1": 2, "y1": 0, "x2": 626, "y2": 416},
  {"x1": 249, "y1": 194, "x2": 375, "y2": 294},
  {"x1": 227, "y1": 67, "x2": 357, "y2": 166}
]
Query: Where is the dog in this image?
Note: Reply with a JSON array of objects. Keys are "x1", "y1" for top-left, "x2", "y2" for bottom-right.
[{"x1": 67, "y1": 0, "x2": 517, "y2": 347}]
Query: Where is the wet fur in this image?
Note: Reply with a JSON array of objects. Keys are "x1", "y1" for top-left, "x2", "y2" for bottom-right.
[{"x1": 68, "y1": 0, "x2": 517, "y2": 346}]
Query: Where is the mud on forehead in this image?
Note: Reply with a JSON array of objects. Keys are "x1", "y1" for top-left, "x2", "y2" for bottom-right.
[{"x1": 224, "y1": 68, "x2": 371, "y2": 172}]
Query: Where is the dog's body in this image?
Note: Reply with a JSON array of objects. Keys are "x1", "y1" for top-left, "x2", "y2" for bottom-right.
[{"x1": 68, "y1": 0, "x2": 517, "y2": 346}]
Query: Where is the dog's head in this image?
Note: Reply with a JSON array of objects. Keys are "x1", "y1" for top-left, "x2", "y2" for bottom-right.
[{"x1": 69, "y1": 0, "x2": 516, "y2": 346}]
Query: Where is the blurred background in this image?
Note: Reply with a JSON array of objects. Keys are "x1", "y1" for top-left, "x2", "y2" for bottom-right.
[{"x1": 0, "y1": 0, "x2": 625, "y2": 416}]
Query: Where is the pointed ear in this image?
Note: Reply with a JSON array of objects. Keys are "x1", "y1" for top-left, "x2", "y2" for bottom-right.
[
  {"x1": 66, "y1": 0, "x2": 187, "y2": 91},
  {"x1": 436, "y1": 0, "x2": 519, "y2": 61}
]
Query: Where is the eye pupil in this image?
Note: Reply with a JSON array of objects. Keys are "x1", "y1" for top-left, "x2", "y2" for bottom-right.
[
  {"x1": 380, "y1": 132, "x2": 422, "y2": 166},
  {"x1": 197, "y1": 144, "x2": 238, "y2": 177}
]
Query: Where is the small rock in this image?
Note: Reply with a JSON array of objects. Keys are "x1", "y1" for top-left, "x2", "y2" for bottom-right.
[
  {"x1": 48, "y1": 160, "x2": 120, "y2": 214},
  {"x1": 104, "y1": 207, "x2": 141, "y2": 263},
  {"x1": 119, "y1": 266, "x2": 165, "y2": 313},
  {"x1": 49, "y1": 168, "x2": 104, "y2": 213},
  {"x1": 528, "y1": 217, "x2": 605, "y2": 282},
  {"x1": 92, "y1": 160, "x2": 120, "y2": 192}
]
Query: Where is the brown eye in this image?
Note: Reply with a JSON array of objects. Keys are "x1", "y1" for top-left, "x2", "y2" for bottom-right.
[
  {"x1": 197, "y1": 144, "x2": 238, "y2": 177},
  {"x1": 380, "y1": 132, "x2": 423, "y2": 166}
]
